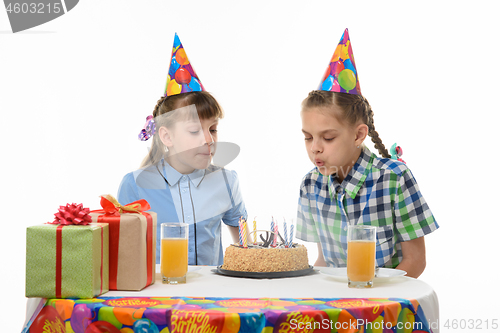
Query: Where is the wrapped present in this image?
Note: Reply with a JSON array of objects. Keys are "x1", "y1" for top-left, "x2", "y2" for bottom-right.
[
  {"x1": 26, "y1": 203, "x2": 109, "y2": 298},
  {"x1": 89, "y1": 195, "x2": 157, "y2": 291}
]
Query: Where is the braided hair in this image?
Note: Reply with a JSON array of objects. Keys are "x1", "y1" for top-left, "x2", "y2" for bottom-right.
[
  {"x1": 302, "y1": 90, "x2": 390, "y2": 158},
  {"x1": 140, "y1": 91, "x2": 224, "y2": 167}
]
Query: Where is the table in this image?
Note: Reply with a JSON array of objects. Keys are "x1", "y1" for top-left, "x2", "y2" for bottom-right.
[{"x1": 24, "y1": 266, "x2": 439, "y2": 332}]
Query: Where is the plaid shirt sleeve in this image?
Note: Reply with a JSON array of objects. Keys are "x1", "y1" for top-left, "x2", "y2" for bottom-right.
[
  {"x1": 296, "y1": 175, "x2": 320, "y2": 243},
  {"x1": 393, "y1": 168, "x2": 438, "y2": 241}
]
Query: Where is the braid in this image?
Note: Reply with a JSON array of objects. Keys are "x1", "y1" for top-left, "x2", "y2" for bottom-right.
[
  {"x1": 153, "y1": 95, "x2": 167, "y2": 118},
  {"x1": 361, "y1": 97, "x2": 390, "y2": 158},
  {"x1": 302, "y1": 90, "x2": 391, "y2": 159},
  {"x1": 305, "y1": 90, "x2": 332, "y2": 107},
  {"x1": 302, "y1": 90, "x2": 337, "y2": 114},
  {"x1": 308, "y1": 90, "x2": 324, "y2": 98}
]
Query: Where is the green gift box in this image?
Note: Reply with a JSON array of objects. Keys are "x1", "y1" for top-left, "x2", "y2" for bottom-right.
[{"x1": 26, "y1": 223, "x2": 109, "y2": 298}]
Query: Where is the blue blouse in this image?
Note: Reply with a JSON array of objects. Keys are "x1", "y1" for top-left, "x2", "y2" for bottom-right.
[{"x1": 118, "y1": 160, "x2": 247, "y2": 265}]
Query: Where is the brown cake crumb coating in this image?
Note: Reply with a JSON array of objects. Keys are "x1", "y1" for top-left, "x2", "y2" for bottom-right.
[{"x1": 221, "y1": 244, "x2": 309, "y2": 272}]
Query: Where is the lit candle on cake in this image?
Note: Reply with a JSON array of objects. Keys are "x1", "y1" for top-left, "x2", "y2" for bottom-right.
[
  {"x1": 274, "y1": 222, "x2": 278, "y2": 247},
  {"x1": 272, "y1": 217, "x2": 277, "y2": 247},
  {"x1": 283, "y1": 218, "x2": 288, "y2": 248},
  {"x1": 242, "y1": 219, "x2": 248, "y2": 248},
  {"x1": 270, "y1": 218, "x2": 274, "y2": 247},
  {"x1": 238, "y1": 217, "x2": 243, "y2": 246},
  {"x1": 253, "y1": 217, "x2": 257, "y2": 244},
  {"x1": 271, "y1": 217, "x2": 274, "y2": 243}
]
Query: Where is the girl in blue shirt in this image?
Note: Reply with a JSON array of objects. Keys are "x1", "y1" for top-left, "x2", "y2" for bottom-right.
[{"x1": 118, "y1": 34, "x2": 246, "y2": 265}]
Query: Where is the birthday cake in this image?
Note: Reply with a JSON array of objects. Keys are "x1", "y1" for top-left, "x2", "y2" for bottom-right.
[
  {"x1": 221, "y1": 243, "x2": 309, "y2": 272},
  {"x1": 221, "y1": 227, "x2": 309, "y2": 272}
]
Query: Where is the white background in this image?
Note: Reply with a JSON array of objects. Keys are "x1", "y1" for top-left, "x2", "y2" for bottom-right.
[{"x1": 1, "y1": 1, "x2": 499, "y2": 332}]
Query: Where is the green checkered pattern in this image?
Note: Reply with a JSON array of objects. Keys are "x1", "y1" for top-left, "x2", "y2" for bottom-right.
[{"x1": 296, "y1": 147, "x2": 438, "y2": 268}]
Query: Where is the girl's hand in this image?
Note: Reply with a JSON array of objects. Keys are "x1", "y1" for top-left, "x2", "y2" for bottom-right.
[
  {"x1": 314, "y1": 243, "x2": 328, "y2": 267},
  {"x1": 228, "y1": 225, "x2": 240, "y2": 244}
]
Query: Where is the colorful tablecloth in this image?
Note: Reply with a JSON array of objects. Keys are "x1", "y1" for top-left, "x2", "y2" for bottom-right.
[{"x1": 27, "y1": 296, "x2": 434, "y2": 333}]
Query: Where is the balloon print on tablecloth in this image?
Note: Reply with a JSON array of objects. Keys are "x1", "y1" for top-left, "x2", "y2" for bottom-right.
[
  {"x1": 238, "y1": 313, "x2": 264, "y2": 333},
  {"x1": 185, "y1": 299, "x2": 217, "y2": 305},
  {"x1": 209, "y1": 309, "x2": 263, "y2": 333},
  {"x1": 369, "y1": 298, "x2": 402, "y2": 327},
  {"x1": 97, "y1": 307, "x2": 125, "y2": 330},
  {"x1": 47, "y1": 299, "x2": 75, "y2": 321},
  {"x1": 221, "y1": 312, "x2": 240, "y2": 333},
  {"x1": 30, "y1": 305, "x2": 66, "y2": 333},
  {"x1": 397, "y1": 307, "x2": 416, "y2": 333},
  {"x1": 286, "y1": 305, "x2": 317, "y2": 312},
  {"x1": 84, "y1": 321, "x2": 120, "y2": 333},
  {"x1": 75, "y1": 299, "x2": 106, "y2": 304},
  {"x1": 273, "y1": 310, "x2": 331, "y2": 333},
  {"x1": 112, "y1": 307, "x2": 146, "y2": 326},
  {"x1": 70, "y1": 304, "x2": 93, "y2": 333},
  {"x1": 166, "y1": 310, "x2": 225, "y2": 333},
  {"x1": 164, "y1": 33, "x2": 205, "y2": 97},
  {"x1": 143, "y1": 308, "x2": 168, "y2": 327},
  {"x1": 327, "y1": 298, "x2": 385, "y2": 323},
  {"x1": 120, "y1": 329, "x2": 135, "y2": 333},
  {"x1": 318, "y1": 28, "x2": 361, "y2": 95},
  {"x1": 150, "y1": 297, "x2": 186, "y2": 306},
  {"x1": 133, "y1": 319, "x2": 160, "y2": 333}
]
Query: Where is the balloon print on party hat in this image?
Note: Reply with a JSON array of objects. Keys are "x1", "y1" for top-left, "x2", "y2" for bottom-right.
[
  {"x1": 318, "y1": 28, "x2": 361, "y2": 95},
  {"x1": 164, "y1": 33, "x2": 205, "y2": 97}
]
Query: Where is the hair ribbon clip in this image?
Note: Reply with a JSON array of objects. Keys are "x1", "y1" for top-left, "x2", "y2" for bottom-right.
[
  {"x1": 138, "y1": 115, "x2": 156, "y2": 141},
  {"x1": 390, "y1": 143, "x2": 406, "y2": 164}
]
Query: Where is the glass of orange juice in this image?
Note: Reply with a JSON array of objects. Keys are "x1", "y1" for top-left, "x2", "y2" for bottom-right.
[
  {"x1": 347, "y1": 225, "x2": 376, "y2": 288},
  {"x1": 161, "y1": 223, "x2": 189, "y2": 284}
]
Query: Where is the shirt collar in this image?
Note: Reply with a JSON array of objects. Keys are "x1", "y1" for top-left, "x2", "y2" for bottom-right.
[
  {"x1": 330, "y1": 146, "x2": 375, "y2": 199},
  {"x1": 161, "y1": 159, "x2": 206, "y2": 188}
]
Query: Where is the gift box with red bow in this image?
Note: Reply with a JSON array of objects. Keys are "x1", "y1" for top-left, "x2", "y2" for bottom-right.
[
  {"x1": 89, "y1": 195, "x2": 157, "y2": 291},
  {"x1": 26, "y1": 203, "x2": 109, "y2": 298}
]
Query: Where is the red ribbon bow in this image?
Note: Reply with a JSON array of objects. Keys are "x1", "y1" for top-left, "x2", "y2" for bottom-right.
[
  {"x1": 46, "y1": 203, "x2": 104, "y2": 298},
  {"x1": 47, "y1": 203, "x2": 92, "y2": 225},
  {"x1": 99, "y1": 195, "x2": 150, "y2": 216}
]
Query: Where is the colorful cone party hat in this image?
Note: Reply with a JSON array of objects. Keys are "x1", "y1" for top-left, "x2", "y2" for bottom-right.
[
  {"x1": 164, "y1": 33, "x2": 205, "y2": 97},
  {"x1": 318, "y1": 28, "x2": 361, "y2": 95}
]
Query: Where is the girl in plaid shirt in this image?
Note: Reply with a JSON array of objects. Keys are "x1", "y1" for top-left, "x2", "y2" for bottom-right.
[{"x1": 296, "y1": 30, "x2": 438, "y2": 278}]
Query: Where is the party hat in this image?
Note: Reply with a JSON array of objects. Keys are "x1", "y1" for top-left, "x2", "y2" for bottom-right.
[
  {"x1": 318, "y1": 28, "x2": 361, "y2": 95},
  {"x1": 164, "y1": 33, "x2": 205, "y2": 97}
]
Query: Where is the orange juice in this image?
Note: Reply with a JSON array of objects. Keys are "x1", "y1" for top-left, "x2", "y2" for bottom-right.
[
  {"x1": 347, "y1": 240, "x2": 375, "y2": 281},
  {"x1": 161, "y1": 238, "x2": 188, "y2": 278}
]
